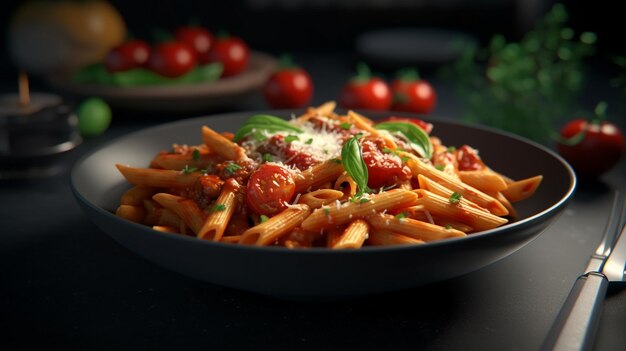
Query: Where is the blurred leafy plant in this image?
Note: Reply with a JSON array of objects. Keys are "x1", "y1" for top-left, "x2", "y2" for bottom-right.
[{"x1": 441, "y1": 3, "x2": 597, "y2": 143}]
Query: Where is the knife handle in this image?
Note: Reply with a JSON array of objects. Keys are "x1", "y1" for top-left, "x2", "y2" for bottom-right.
[{"x1": 541, "y1": 272, "x2": 608, "y2": 351}]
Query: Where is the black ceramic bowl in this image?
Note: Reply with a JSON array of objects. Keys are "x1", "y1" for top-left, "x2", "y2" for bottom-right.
[{"x1": 70, "y1": 110, "x2": 576, "y2": 298}]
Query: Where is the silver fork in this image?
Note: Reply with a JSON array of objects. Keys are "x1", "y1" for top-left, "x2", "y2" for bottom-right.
[{"x1": 541, "y1": 190, "x2": 626, "y2": 351}]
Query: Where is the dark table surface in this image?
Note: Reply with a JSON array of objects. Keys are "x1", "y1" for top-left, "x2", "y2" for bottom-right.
[{"x1": 1, "y1": 51, "x2": 625, "y2": 351}]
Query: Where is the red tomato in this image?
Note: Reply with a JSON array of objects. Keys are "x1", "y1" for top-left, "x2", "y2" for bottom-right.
[
  {"x1": 174, "y1": 26, "x2": 215, "y2": 63},
  {"x1": 361, "y1": 137, "x2": 411, "y2": 189},
  {"x1": 557, "y1": 119, "x2": 624, "y2": 177},
  {"x1": 104, "y1": 40, "x2": 151, "y2": 72},
  {"x1": 246, "y1": 163, "x2": 295, "y2": 216},
  {"x1": 205, "y1": 35, "x2": 250, "y2": 77},
  {"x1": 147, "y1": 41, "x2": 197, "y2": 78},
  {"x1": 339, "y1": 77, "x2": 392, "y2": 111},
  {"x1": 391, "y1": 78, "x2": 437, "y2": 114},
  {"x1": 263, "y1": 67, "x2": 314, "y2": 109},
  {"x1": 456, "y1": 145, "x2": 485, "y2": 171},
  {"x1": 377, "y1": 116, "x2": 433, "y2": 134}
]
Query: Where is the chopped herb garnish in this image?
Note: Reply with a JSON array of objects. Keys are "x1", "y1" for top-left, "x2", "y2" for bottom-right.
[
  {"x1": 330, "y1": 158, "x2": 342, "y2": 164},
  {"x1": 284, "y1": 135, "x2": 299, "y2": 143},
  {"x1": 262, "y1": 153, "x2": 273, "y2": 162},
  {"x1": 359, "y1": 198, "x2": 370, "y2": 203},
  {"x1": 395, "y1": 212, "x2": 408, "y2": 220},
  {"x1": 305, "y1": 138, "x2": 313, "y2": 144},
  {"x1": 260, "y1": 215, "x2": 269, "y2": 223},
  {"x1": 211, "y1": 204, "x2": 226, "y2": 212},
  {"x1": 435, "y1": 164, "x2": 446, "y2": 171},
  {"x1": 445, "y1": 224, "x2": 453, "y2": 229},
  {"x1": 323, "y1": 207, "x2": 330, "y2": 216},
  {"x1": 340, "y1": 122, "x2": 352, "y2": 130},
  {"x1": 447, "y1": 146, "x2": 456, "y2": 153},
  {"x1": 449, "y1": 192, "x2": 462, "y2": 204},
  {"x1": 182, "y1": 165, "x2": 198, "y2": 174},
  {"x1": 192, "y1": 148, "x2": 200, "y2": 161},
  {"x1": 224, "y1": 162, "x2": 242, "y2": 175}
]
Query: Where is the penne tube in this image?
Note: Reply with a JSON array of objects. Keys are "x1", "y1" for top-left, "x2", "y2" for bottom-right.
[
  {"x1": 144, "y1": 207, "x2": 182, "y2": 228},
  {"x1": 367, "y1": 229, "x2": 425, "y2": 246},
  {"x1": 414, "y1": 189, "x2": 508, "y2": 231},
  {"x1": 334, "y1": 172, "x2": 358, "y2": 198},
  {"x1": 121, "y1": 186, "x2": 160, "y2": 206},
  {"x1": 202, "y1": 125, "x2": 248, "y2": 161},
  {"x1": 293, "y1": 159, "x2": 344, "y2": 194},
  {"x1": 220, "y1": 235, "x2": 241, "y2": 244},
  {"x1": 402, "y1": 153, "x2": 509, "y2": 216},
  {"x1": 152, "y1": 193, "x2": 205, "y2": 235},
  {"x1": 116, "y1": 164, "x2": 200, "y2": 188},
  {"x1": 239, "y1": 204, "x2": 311, "y2": 246},
  {"x1": 297, "y1": 189, "x2": 344, "y2": 209},
  {"x1": 458, "y1": 170, "x2": 508, "y2": 193},
  {"x1": 331, "y1": 219, "x2": 369, "y2": 249},
  {"x1": 417, "y1": 175, "x2": 489, "y2": 213},
  {"x1": 501, "y1": 175, "x2": 543, "y2": 203},
  {"x1": 294, "y1": 101, "x2": 337, "y2": 124},
  {"x1": 488, "y1": 191, "x2": 518, "y2": 218},
  {"x1": 367, "y1": 213, "x2": 466, "y2": 242},
  {"x1": 300, "y1": 189, "x2": 420, "y2": 232},
  {"x1": 197, "y1": 179, "x2": 241, "y2": 241},
  {"x1": 115, "y1": 205, "x2": 146, "y2": 223},
  {"x1": 150, "y1": 149, "x2": 221, "y2": 171},
  {"x1": 347, "y1": 111, "x2": 398, "y2": 148},
  {"x1": 152, "y1": 225, "x2": 179, "y2": 234}
]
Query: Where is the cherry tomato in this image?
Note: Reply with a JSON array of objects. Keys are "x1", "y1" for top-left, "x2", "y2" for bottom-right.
[
  {"x1": 205, "y1": 35, "x2": 250, "y2": 77},
  {"x1": 361, "y1": 137, "x2": 411, "y2": 189},
  {"x1": 263, "y1": 59, "x2": 313, "y2": 108},
  {"x1": 390, "y1": 77, "x2": 436, "y2": 114},
  {"x1": 377, "y1": 116, "x2": 433, "y2": 134},
  {"x1": 104, "y1": 39, "x2": 151, "y2": 72},
  {"x1": 339, "y1": 63, "x2": 392, "y2": 111},
  {"x1": 174, "y1": 26, "x2": 215, "y2": 63},
  {"x1": 147, "y1": 41, "x2": 197, "y2": 78},
  {"x1": 246, "y1": 163, "x2": 295, "y2": 216},
  {"x1": 557, "y1": 119, "x2": 624, "y2": 177}
]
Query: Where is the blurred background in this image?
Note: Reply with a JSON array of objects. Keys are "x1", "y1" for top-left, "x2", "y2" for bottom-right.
[
  {"x1": 0, "y1": 0, "x2": 624, "y2": 147},
  {"x1": 1, "y1": 0, "x2": 623, "y2": 79}
]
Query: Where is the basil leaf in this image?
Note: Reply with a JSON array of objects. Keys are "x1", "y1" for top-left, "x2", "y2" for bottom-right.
[
  {"x1": 375, "y1": 121, "x2": 433, "y2": 159},
  {"x1": 233, "y1": 114, "x2": 302, "y2": 142},
  {"x1": 341, "y1": 137, "x2": 369, "y2": 195}
]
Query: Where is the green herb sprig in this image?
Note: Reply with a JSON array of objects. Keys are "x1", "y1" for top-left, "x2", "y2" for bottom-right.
[
  {"x1": 375, "y1": 121, "x2": 433, "y2": 159},
  {"x1": 341, "y1": 137, "x2": 370, "y2": 197}
]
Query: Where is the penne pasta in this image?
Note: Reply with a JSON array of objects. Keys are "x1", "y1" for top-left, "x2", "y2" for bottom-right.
[
  {"x1": 501, "y1": 175, "x2": 543, "y2": 203},
  {"x1": 114, "y1": 102, "x2": 541, "y2": 249},
  {"x1": 116, "y1": 164, "x2": 200, "y2": 188},
  {"x1": 239, "y1": 205, "x2": 311, "y2": 246},
  {"x1": 368, "y1": 213, "x2": 466, "y2": 242}
]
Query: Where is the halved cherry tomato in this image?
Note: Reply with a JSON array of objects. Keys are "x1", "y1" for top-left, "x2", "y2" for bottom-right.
[
  {"x1": 246, "y1": 163, "x2": 295, "y2": 216},
  {"x1": 205, "y1": 35, "x2": 249, "y2": 77},
  {"x1": 104, "y1": 39, "x2": 151, "y2": 72},
  {"x1": 174, "y1": 26, "x2": 215, "y2": 63},
  {"x1": 361, "y1": 137, "x2": 411, "y2": 189},
  {"x1": 377, "y1": 116, "x2": 433, "y2": 134},
  {"x1": 147, "y1": 41, "x2": 197, "y2": 78},
  {"x1": 339, "y1": 63, "x2": 391, "y2": 111},
  {"x1": 263, "y1": 56, "x2": 313, "y2": 108},
  {"x1": 390, "y1": 69, "x2": 436, "y2": 114},
  {"x1": 557, "y1": 118, "x2": 624, "y2": 177}
]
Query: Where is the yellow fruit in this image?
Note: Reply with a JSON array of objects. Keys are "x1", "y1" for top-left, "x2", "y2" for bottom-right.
[{"x1": 8, "y1": 0, "x2": 127, "y2": 77}]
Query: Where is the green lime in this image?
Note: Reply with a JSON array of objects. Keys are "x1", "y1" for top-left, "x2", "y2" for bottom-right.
[{"x1": 77, "y1": 97, "x2": 112, "y2": 137}]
